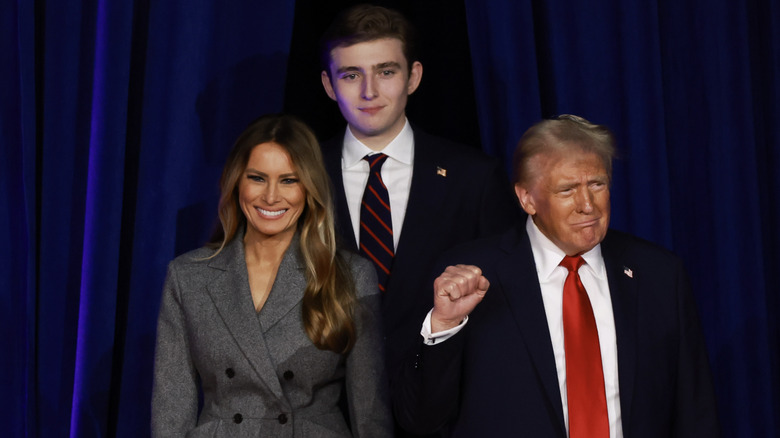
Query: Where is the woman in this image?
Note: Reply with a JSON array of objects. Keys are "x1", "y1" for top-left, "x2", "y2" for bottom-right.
[{"x1": 152, "y1": 114, "x2": 393, "y2": 437}]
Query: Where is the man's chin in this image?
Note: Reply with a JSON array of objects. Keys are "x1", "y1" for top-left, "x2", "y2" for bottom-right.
[{"x1": 571, "y1": 233, "x2": 605, "y2": 254}]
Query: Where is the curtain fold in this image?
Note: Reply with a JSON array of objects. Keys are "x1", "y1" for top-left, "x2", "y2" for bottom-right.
[
  {"x1": 2, "y1": 1, "x2": 35, "y2": 436},
  {"x1": 68, "y1": 0, "x2": 136, "y2": 435}
]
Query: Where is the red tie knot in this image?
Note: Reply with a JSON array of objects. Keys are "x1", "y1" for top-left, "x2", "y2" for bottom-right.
[{"x1": 560, "y1": 255, "x2": 585, "y2": 272}]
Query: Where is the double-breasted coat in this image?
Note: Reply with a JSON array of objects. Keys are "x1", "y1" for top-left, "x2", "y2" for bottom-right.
[{"x1": 152, "y1": 233, "x2": 393, "y2": 437}]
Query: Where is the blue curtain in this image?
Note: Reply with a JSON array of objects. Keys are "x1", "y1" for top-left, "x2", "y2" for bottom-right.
[
  {"x1": 3, "y1": 0, "x2": 295, "y2": 436},
  {"x1": 3, "y1": 0, "x2": 778, "y2": 436},
  {"x1": 464, "y1": 0, "x2": 779, "y2": 436}
]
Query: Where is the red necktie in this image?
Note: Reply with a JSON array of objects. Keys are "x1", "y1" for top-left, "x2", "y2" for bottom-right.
[
  {"x1": 359, "y1": 153, "x2": 394, "y2": 292},
  {"x1": 561, "y1": 255, "x2": 609, "y2": 437}
]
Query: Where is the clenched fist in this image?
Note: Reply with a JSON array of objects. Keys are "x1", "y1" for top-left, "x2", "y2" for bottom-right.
[{"x1": 431, "y1": 264, "x2": 490, "y2": 333}]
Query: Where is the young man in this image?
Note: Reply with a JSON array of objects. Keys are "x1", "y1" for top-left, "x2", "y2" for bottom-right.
[{"x1": 319, "y1": 4, "x2": 520, "y2": 373}]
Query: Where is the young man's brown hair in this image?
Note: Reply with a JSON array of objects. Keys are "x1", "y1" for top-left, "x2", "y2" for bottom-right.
[{"x1": 320, "y1": 4, "x2": 419, "y2": 78}]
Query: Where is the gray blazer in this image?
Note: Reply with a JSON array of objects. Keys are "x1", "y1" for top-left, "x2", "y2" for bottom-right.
[{"x1": 152, "y1": 233, "x2": 393, "y2": 437}]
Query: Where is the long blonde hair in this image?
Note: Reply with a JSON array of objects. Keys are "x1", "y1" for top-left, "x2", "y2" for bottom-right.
[{"x1": 211, "y1": 114, "x2": 356, "y2": 353}]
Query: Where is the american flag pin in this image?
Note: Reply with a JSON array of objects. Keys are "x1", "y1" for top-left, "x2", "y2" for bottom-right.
[
  {"x1": 624, "y1": 267, "x2": 633, "y2": 278},
  {"x1": 436, "y1": 166, "x2": 447, "y2": 177}
]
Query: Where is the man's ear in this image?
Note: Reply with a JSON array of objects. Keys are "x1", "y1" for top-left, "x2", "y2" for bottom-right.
[
  {"x1": 515, "y1": 183, "x2": 537, "y2": 216},
  {"x1": 321, "y1": 71, "x2": 337, "y2": 101},
  {"x1": 407, "y1": 61, "x2": 423, "y2": 95}
]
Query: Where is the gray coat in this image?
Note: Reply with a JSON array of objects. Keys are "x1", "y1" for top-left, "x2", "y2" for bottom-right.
[{"x1": 151, "y1": 233, "x2": 393, "y2": 437}]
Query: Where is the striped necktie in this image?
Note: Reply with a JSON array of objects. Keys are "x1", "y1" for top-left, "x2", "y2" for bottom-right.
[{"x1": 359, "y1": 153, "x2": 394, "y2": 292}]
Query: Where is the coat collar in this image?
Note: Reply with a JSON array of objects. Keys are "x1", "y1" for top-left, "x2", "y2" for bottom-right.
[
  {"x1": 257, "y1": 235, "x2": 307, "y2": 333},
  {"x1": 324, "y1": 127, "x2": 451, "y2": 258},
  {"x1": 322, "y1": 137, "x2": 357, "y2": 250},
  {"x1": 204, "y1": 230, "x2": 305, "y2": 403},
  {"x1": 492, "y1": 227, "x2": 640, "y2": 436},
  {"x1": 494, "y1": 226, "x2": 567, "y2": 435},
  {"x1": 393, "y1": 129, "x2": 450, "y2": 264},
  {"x1": 600, "y1": 231, "x2": 639, "y2": 430}
]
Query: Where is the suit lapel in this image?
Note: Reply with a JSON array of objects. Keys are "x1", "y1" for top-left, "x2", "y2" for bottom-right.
[
  {"x1": 601, "y1": 232, "x2": 638, "y2": 432},
  {"x1": 325, "y1": 130, "x2": 451, "y2": 263},
  {"x1": 205, "y1": 235, "x2": 285, "y2": 400},
  {"x1": 495, "y1": 228, "x2": 567, "y2": 433},
  {"x1": 323, "y1": 135, "x2": 357, "y2": 251},
  {"x1": 257, "y1": 239, "x2": 306, "y2": 333},
  {"x1": 377, "y1": 132, "x2": 450, "y2": 321},
  {"x1": 392, "y1": 132, "x2": 449, "y2": 274}
]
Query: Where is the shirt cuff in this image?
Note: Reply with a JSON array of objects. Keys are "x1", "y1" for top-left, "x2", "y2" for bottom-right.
[{"x1": 420, "y1": 309, "x2": 468, "y2": 345}]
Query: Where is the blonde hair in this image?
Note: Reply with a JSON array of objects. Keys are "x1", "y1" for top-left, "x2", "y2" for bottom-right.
[
  {"x1": 512, "y1": 114, "x2": 616, "y2": 186},
  {"x1": 212, "y1": 114, "x2": 356, "y2": 353}
]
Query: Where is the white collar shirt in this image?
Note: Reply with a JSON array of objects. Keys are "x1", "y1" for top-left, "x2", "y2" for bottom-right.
[
  {"x1": 341, "y1": 120, "x2": 414, "y2": 250},
  {"x1": 526, "y1": 216, "x2": 623, "y2": 438}
]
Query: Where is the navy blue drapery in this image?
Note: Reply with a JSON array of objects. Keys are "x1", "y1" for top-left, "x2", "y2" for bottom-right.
[{"x1": 3, "y1": 0, "x2": 778, "y2": 436}]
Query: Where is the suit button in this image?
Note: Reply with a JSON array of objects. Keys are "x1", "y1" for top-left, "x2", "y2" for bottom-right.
[
  {"x1": 283, "y1": 370, "x2": 294, "y2": 380},
  {"x1": 225, "y1": 368, "x2": 235, "y2": 378},
  {"x1": 233, "y1": 413, "x2": 243, "y2": 423},
  {"x1": 278, "y1": 413, "x2": 288, "y2": 424}
]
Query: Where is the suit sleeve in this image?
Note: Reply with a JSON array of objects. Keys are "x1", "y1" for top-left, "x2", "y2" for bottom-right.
[
  {"x1": 673, "y1": 264, "x2": 721, "y2": 436},
  {"x1": 345, "y1": 258, "x2": 394, "y2": 437},
  {"x1": 390, "y1": 243, "x2": 479, "y2": 435},
  {"x1": 391, "y1": 325, "x2": 467, "y2": 435},
  {"x1": 151, "y1": 262, "x2": 199, "y2": 436}
]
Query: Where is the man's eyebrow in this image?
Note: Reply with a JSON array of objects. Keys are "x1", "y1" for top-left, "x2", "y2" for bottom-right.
[
  {"x1": 374, "y1": 61, "x2": 402, "y2": 70},
  {"x1": 335, "y1": 65, "x2": 362, "y2": 74},
  {"x1": 554, "y1": 181, "x2": 579, "y2": 191}
]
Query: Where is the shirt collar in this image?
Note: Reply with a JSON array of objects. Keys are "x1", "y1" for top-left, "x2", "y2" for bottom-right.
[
  {"x1": 342, "y1": 119, "x2": 414, "y2": 168},
  {"x1": 525, "y1": 215, "x2": 606, "y2": 280}
]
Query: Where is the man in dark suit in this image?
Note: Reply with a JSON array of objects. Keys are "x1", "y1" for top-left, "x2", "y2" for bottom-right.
[
  {"x1": 393, "y1": 115, "x2": 721, "y2": 437},
  {"x1": 318, "y1": 4, "x2": 520, "y2": 375}
]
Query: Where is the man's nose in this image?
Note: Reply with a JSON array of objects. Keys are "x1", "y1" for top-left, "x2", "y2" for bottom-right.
[
  {"x1": 362, "y1": 76, "x2": 378, "y2": 99},
  {"x1": 576, "y1": 189, "x2": 594, "y2": 213}
]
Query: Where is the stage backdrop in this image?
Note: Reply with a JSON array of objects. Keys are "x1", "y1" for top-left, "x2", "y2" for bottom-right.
[{"x1": 3, "y1": 0, "x2": 778, "y2": 437}]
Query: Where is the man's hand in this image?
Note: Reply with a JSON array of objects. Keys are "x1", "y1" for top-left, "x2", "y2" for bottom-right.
[{"x1": 431, "y1": 264, "x2": 490, "y2": 333}]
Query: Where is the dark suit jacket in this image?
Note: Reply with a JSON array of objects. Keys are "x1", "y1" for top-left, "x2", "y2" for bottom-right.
[
  {"x1": 393, "y1": 225, "x2": 721, "y2": 437},
  {"x1": 322, "y1": 128, "x2": 521, "y2": 371},
  {"x1": 152, "y1": 233, "x2": 393, "y2": 437}
]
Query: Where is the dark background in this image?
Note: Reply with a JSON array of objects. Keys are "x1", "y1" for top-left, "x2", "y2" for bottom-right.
[{"x1": 3, "y1": 0, "x2": 778, "y2": 436}]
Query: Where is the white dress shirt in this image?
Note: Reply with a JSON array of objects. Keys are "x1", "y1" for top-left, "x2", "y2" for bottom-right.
[
  {"x1": 422, "y1": 216, "x2": 623, "y2": 437},
  {"x1": 341, "y1": 120, "x2": 414, "y2": 250},
  {"x1": 526, "y1": 216, "x2": 623, "y2": 438}
]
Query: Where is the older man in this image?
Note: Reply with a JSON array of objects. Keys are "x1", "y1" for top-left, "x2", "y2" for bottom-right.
[{"x1": 393, "y1": 115, "x2": 720, "y2": 437}]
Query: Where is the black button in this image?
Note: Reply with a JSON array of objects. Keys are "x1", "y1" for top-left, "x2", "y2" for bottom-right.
[
  {"x1": 283, "y1": 370, "x2": 294, "y2": 380},
  {"x1": 233, "y1": 413, "x2": 243, "y2": 423},
  {"x1": 278, "y1": 413, "x2": 288, "y2": 424},
  {"x1": 225, "y1": 368, "x2": 235, "y2": 378}
]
